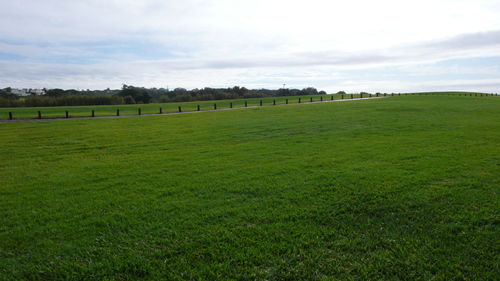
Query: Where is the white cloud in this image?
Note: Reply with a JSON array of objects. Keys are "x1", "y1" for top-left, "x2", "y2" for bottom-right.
[
  {"x1": 0, "y1": 0, "x2": 500, "y2": 91},
  {"x1": 331, "y1": 78, "x2": 500, "y2": 93}
]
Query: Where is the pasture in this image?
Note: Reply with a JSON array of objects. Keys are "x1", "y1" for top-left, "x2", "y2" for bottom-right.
[
  {"x1": 0, "y1": 94, "x2": 336, "y2": 120},
  {"x1": 0, "y1": 95, "x2": 499, "y2": 280}
]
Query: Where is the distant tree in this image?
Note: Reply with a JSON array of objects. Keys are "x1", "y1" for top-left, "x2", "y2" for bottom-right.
[
  {"x1": 45, "y1": 88, "x2": 65, "y2": 97},
  {"x1": 319, "y1": 90, "x2": 327, "y2": 95},
  {"x1": 277, "y1": 88, "x2": 291, "y2": 96},
  {"x1": 301, "y1": 87, "x2": 318, "y2": 95},
  {"x1": 173, "y1": 87, "x2": 187, "y2": 94},
  {"x1": 124, "y1": 95, "x2": 136, "y2": 104},
  {"x1": 337, "y1": 91, "x2": 346, "y2": 95},
  {"x1": 0, "y1": 89, "x2": 17, "y2": 99},
  {"x1": 0, "y1": 85, "x2": 330, "y2": 108},
  {"x1": 120, "y1": 85, "x2": 151, "y2": 104}
]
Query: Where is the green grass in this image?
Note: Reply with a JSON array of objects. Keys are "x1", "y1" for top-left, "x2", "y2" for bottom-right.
[
  {"x1": 0, "y1": 94, "x2": 339, "y2": 120},
  {"x1": 1, "y1": 95, "x2": 499, "y2": 280}
]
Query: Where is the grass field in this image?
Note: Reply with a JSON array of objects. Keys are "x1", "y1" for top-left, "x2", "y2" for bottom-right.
[
  {"x1": 1, "y1": 95, "x2": 499, "y2": 280},
  {"x1": 0, "y1": 94, "x2": 339, "y2": 120}
]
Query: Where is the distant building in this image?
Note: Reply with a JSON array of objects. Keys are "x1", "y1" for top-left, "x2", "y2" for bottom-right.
[
  {"x1": 28, "y1": 88, "x2": 44, "y2": 95},
  {"x1": 11, "y1": 88, "x2": 28, "y2": 96},
  {"x1": 9, "y1": 88, "x2": 44, "y2": 96}
]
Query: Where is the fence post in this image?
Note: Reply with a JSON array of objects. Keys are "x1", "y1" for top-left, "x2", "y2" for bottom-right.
[
  {"x1": 178, "y1": 106, "x2": 182, "y2": 112},
  {"x1": 286, "y1": 98, "x2": 288, "y2": 104},
  {"x1": 331, "y1": 95, "x2": 333, "y2": 100},
  {"x1": 92, "y1": 110, "x2": 95, "y2": 117},
  {"x1": 159, "y1": 107, "x2": 162, "y2": 114},
  {"x1": 9, "y1": 112, "x2": 12, "y2": 120},
  {"x1": 65, "y1": 111, "x2": 69, "y2": 118},
  {"x1": 310, "y1": 97, "x2": 313, "y2": 102},
  {"x1": 214, "y1": 103, "x2": 217, "y2": 110},
  {"x1": 260, "y1": 100, "x2": 262, "y2": 106},
  {"x1": 360, "y1": 93, "x2": 362, "y2": 99},
  {"x1": 351, "y1": 94, "x2": 353, "y2": 99},
  {"x1": 273, "y1": 99, "x2": 276, "y2": 105},
  {"x1": 299, "y1": 97, "x2": 301, "y2": 103},
  {"x1": 197, "y1": 105, "x2": 200, "y2": 111},
  {"x1": 341, "y1": 94, "x2": 344, "y2": 100},
  {"x1": 116, "y1": 109, "x2": 120, "y2": 116},
  {"x1": 38, "y1": 111, "x2": 41, "y2": 119},
  {"x1": 230, "y1": 102, "x2": 233, "y2": 108},
  {"x1": 137, "y1": 108, "x2": 140, "y2": 115},
  {"x1": 320, "y1": 96, "x2": 323, "y2": 101},
  {"x1": 245, "y1": 101, "x2": 247, "y2": 107}
]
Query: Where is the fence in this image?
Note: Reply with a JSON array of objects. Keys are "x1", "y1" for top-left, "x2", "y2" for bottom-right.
[{"x1": 3, "y1": 93, "x2": 497, "y2": 121}]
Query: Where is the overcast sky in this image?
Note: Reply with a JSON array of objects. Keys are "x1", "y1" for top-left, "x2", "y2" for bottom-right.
[{"x1": 1, "y1": 0, "x2": 500, "y2": 92}]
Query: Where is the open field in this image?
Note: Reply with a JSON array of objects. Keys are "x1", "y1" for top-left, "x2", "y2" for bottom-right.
[
  {"x1": 1, "y1": 95, "x2": 499, "y2": 280},
  {"x1": 1, "y1": 92, "x2": 493, "y2": 121},
  {"x1": 0, "y1": 94, "x2": 336, "y2": 120}
]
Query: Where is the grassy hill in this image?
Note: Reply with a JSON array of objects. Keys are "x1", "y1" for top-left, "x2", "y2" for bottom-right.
[{"x1": 1, "y1": 95, "x2": 498, "y2": 280}]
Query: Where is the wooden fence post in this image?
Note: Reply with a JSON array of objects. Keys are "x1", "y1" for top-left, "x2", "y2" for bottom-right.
[
  {"x1": 178, "y1": 106, "x2": 182, "y2": 112},
  {"x1": 286, "y1": 98, "x2": 288, "y2": 104},
  {"x1": 65, "y1": 111, "x2": 69, "y2": 118},
  {"x1": 137, "y1": 108, "x2": 140, "y2": 115},
  {"x1": 9, "y1": 112, "x2": 12, "y2": 120},
  {"x1": 260, "y1": 100, "x2": 262, "y2": 106},
  {"x1": 299, "y1": 98, "x2": 301, "y2": 103},
  {"x1": 159, "y1": 107, "x2": 162, "y2": 114},
  {"x1": 214, "y1": 103, "x2": 217, "y2": 110},
  {"x1": 273, "y1": 99, "x2": 276, "y2": 105},
  {"x1": 38, "y1": 111, "x2": 41, "y2": 119},
  {"x1": 92, "y1": 110, "x2": 95, "y2": 117},
  {"x1": 230, "y1": 102, "x2": 233, "y2": 108},
  {"x1": 197, "y1": 105, "x2": 200, "y2": 111},
  {"x1": 245, "y1": 101, "x2": 247, "y2": 107},
  {"x1": 116, "y1": 109, "x2": 120, "y2": 116},
  {"x1": 310, "y1": 97, "x2": 313, "y2": 102}
]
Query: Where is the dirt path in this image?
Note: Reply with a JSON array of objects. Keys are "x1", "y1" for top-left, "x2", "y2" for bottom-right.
[{"x1": 1, "y1": 97, "x2": 385, "y2": 123}]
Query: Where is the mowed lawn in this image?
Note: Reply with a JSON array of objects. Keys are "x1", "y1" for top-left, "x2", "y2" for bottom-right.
[{"x1": 0, "y1": 96, "x2": 499, "y2": 280}]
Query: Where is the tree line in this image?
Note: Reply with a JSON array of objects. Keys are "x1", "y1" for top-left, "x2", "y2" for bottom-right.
[{"x1": 0, "y1": 86, "x2": 326, "y2": 107}]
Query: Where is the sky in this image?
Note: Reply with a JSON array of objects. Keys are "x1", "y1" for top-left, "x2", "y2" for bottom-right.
[{"x1": 1, "y1": 0, "x2": 500, "y2": 93}]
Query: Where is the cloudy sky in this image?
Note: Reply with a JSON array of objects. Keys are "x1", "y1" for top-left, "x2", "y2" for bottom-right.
[{"x1": 1, "y1": 0, "x2": 500, "y2": 92}]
